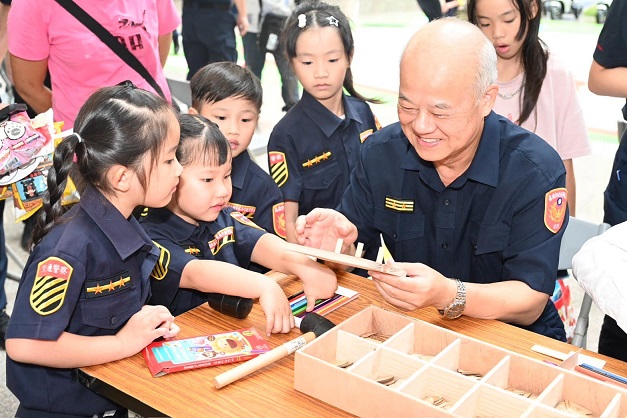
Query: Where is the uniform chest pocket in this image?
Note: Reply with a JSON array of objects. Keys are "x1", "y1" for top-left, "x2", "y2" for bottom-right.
[
  {"x1": 80, "y1": 276, "x2": 140, "y2": 330},
  {"x1": 301, "y1": 160, "x2": 342, "y2": 190},
  {"x1": 374, "y1": 207, "x2": 425, "y2": 242},
  {"x1": 470, "y1": 222, "x2": 511, "y2": 255}
]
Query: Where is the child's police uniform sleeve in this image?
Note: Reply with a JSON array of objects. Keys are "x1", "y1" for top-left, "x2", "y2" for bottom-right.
[
  {"x1": 222, "y1": 209, "x2": 268, "y2": 268},
  {"x1": 268, "y1": 126, "x2": 303, "y2": 203},
  {"x1": 149, "y1": 237, "x2": 196, "y2": 309},
  {"x1": 8, "y1": 251, "x2": 87, "y2": 341}
]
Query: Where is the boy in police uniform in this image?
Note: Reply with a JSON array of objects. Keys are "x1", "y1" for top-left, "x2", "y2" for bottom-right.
[{"x1": 189, "y1": 62, "x2": 286, "y2": 243}]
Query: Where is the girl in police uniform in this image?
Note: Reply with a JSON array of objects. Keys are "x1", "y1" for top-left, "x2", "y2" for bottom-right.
[
  {"x1": 267, "y1": 0, "x2": 380, "y2": 244},
  {"x1": 5, "y1": 83, "x2": 182, "y2": 418},
  {"x1": 140, "y1": 114, "x2": 337, "y2": 336}
]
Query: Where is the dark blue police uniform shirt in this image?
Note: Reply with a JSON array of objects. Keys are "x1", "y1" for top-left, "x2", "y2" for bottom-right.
[
  {"x1": 6, "y1": 185, "x2": 158, "y2": 417},
  {"x1": 267, "y1": 90, "x2": 379, "y2": 216},
  {"x1": 140, "y1": 207, "x2": 267, "y2": 316},
  {"x1": 228, "y1": 151, "x2": 286, "y2": 238},
  {"x1": 340, "y1": 112, "x2": 568, "y2": 341}
]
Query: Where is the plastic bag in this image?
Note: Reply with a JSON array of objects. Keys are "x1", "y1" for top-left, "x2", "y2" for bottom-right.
[{"x1": 551, "y1": 276, "x2": 576, "y2": 343}]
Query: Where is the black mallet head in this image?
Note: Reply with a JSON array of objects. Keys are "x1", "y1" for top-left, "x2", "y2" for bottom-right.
[{"x1": 300, "y1": 312, "x2": 336, "y2": 337}]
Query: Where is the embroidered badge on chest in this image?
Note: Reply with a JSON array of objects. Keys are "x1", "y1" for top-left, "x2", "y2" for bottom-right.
[
  {"x1": 231, "y1": 211, "x2": 264, "y2": 230},
  {"x1": 209, "y1": 226, "x2": 235, "y2": 255},
  {"x1": 184, "y1": 246, "x2": 201, "y2": 257},
  {"x1": 226, "y1": 202, "x2": 256, "y2": 218},
  {"x1": 544, "y1": 188, "x2": 568, "y2": 233},
  {"x1": 85, "y1": 272, "x2": 131, "y2": 298},
  {"x1": 269, "y1": 151, "x2": 288, "y2": 187},
  {"x1": 385, "y1": 196, "x2": 415, "y2": 213},
  {"x1": 30, "y1": 257, "x2": 73, "y2": 316},
  {"x1": 272, "y1": 202, "x2": 287, "y2": 239},
  {"x1": 150, "y1": 241, "x2": 171, "y2": 280},
  {"x1": 301, "y1": 150, "x2": 332, "y2": 170}
]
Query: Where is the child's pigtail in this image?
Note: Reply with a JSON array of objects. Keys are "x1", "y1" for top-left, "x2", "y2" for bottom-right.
[{"x1": 32, "y1": 133, "x2": 82, "y2": 248}]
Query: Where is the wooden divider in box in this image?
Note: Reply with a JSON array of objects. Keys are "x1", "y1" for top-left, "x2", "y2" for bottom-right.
[{"x1": 294, "y1": 305, "x2": 627, "y2": 417}]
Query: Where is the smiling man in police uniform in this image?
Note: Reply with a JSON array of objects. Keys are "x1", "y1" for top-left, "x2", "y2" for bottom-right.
[{"x1": 294, "y1": 18, "x2": 569, "y2": 341}]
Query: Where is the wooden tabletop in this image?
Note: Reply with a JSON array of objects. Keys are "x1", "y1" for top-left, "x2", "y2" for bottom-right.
[{"x1": 79, "y1": 270, "x2": 627, "y2": 417}]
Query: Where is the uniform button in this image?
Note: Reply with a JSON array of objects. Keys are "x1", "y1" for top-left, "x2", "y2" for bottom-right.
[
  {"x1": 444, "y1": 199, "x2": 450, "y2": 206},
  {"x1": 441, "y1": 243, "x2": 448, "y2": 249},
  {"x1": 322, "y1": 179, "x2": 328, "y2": 186},
  {"x1": 473, "y1": 244, "x2": 478, "y2": 250},
  {"x1": 110, "y1": 316, "x2": 118, "y2": 325},
  {"x1": 393, "y1": 233, "x2": 397, "y2": 238}
]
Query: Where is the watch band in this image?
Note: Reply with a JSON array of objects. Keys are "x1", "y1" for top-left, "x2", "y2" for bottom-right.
[{"x1": 438, "y1": 279, "x2": 466, "y2": 319}]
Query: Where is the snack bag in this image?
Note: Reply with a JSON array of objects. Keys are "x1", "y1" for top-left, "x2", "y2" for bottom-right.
[
  {"x1": 551, "y1": 276, "x2": 576, "y2": 343},
  {"x1": 0, "y1": 108, "x2": 53, "y2": 179}
]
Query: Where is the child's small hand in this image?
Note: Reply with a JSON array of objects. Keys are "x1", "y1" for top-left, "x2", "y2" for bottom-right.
[
  {"x1": 116, "y1": 305, "x2": 177, "y2": 356},
  {"x1": 258, "y1": 281, "x2": 295, "y2": 336},
  {"x1": 300, "y1": 264, "x2": 338, "y2": 312}
]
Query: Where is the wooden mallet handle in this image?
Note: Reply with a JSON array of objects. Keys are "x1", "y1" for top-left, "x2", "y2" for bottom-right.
[
  {"x1": 213, "y1": 313, "x2": 335, "y2": 389},
  {"x1": 213, "y1": 332, "x2": 316, "y2": 389}
]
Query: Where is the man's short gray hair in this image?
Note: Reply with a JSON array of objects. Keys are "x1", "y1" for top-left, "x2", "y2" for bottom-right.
[{"x1": 473, "y1": 34, "x2": 498, "y2": 101}]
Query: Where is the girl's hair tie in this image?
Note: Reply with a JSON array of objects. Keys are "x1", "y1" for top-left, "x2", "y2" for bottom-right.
[
  {"x1": 74, "y1": 133, "x2": 84, "y2": 143},
  {"x1": 298, "y1": 14, "x2": 307, "y2": 28},
  {"x1": 328, "y1": 16, "x2": 339, "y2": 27}
]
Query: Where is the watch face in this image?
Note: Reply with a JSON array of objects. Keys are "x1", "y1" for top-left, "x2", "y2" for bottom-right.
[{"x1": 445, "y1": 303, "x2": 464, "y2": 319}]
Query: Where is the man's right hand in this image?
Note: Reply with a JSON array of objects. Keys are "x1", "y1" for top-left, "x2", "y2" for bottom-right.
[{"x1": 293, "y1": 208, "x2": 358, "y2": 252}]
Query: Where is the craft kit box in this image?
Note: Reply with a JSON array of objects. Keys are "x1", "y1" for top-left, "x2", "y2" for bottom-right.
[{"x1": 294, "y1": 306, "x2": 627, "y2": 417}]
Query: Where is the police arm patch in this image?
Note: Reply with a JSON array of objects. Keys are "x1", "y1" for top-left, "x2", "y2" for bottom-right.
[
  {"x1": 544, "y1": 188, "x2": 568, "y2": 233},
  {"x1": 151, "y1": 241, "x2": 171, "y2": 280},
  {"x1": 269, "y1": 151, "x2": 288, "y2": 187},
  {"x1": 272, "y1": 202, "x2": 287, "y2": 239},
  {"x1": 30, "y1": 257, "x2": 73, "y2": 316}
]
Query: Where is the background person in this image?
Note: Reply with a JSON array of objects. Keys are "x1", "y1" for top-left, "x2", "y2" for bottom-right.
[{"x1": 267, "y1": 0, "x2": 380, "y2": 244}]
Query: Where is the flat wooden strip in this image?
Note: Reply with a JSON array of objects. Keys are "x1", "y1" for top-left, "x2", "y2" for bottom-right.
[{"x1": 283, "y1": 242, "x2": 406, "y2": 277}]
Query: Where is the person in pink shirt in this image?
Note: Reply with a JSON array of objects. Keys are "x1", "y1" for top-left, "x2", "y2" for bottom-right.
[
  {"x1": 8, "y1": 0, "x2": 180, "y2": 129},
  {"x1": 467, "y1": 0, "x2": 590, "y2": 216}
]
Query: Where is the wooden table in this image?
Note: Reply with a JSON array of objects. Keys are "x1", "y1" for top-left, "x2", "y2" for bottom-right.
[{"x1": 78, "y1": 271, "x2": 627, "y2": 417}]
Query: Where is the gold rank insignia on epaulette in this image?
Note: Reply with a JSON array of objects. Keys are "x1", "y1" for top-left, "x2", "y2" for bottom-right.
[
  {"x1": 269, "y1": 151, "x2": 288, "y2": 187},
  {"x1": 85, "y1": 274, "x2": 131, "y2": 298},
  {"x1": 226, "y1": 202, "x2": 256, "y2": 219},
  {"x1": 140, "y1": 207, "x2": 149, "y2": 217},
  {"x1": 184, "y1": 246, "x2": 201, "y2": 256},
  {"x1": 231, "y1": 211, "x2": 264, "y2": 230},
  {"x1": 209, "y1": 226, "x2": 235, "y2": 255},
  {"x1": 151, "y1": 241, "x2": 171, "y2": 280},
  {"x1": 385, "y1": 196, "x2": 415, "y2": 213},
  {"x1": 30, "y1": 257, "x2": 73, "y2": 316},
  {"x1": 360, "y1": 129, "x2": 373, "y2": 143},
  {"x1": 301, "y1": 150, "x2": 332, "y2": 170}
]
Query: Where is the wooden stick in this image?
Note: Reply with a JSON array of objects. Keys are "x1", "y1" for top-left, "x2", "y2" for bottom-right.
[
  {"x1": 375, "y1": 247, "x2": 384, "y2": 264},
  {"x1": 334, "y1": 238, "x2": 343, "y2": 254},
  {"x1": 214, "y1": 332, "x2": 316, "y2": 389},
  {"x1": 354, "y1": 242, "x2": 364, "y2": 258}
]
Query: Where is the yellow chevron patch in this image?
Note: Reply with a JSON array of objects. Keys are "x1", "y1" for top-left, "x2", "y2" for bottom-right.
[
  {"x1": 269, "y1": 151, "x2": 288, "y2": 187},
  {"x1": 30, "y1": 257, "x2": 73, "y2": 316},
  {"x1": 209, "y1": 227, "x2": 236, "y2": 255},
  {"x1": 151, "y1": 241, "x2": 171, "y2": 280},
  {"x1": 385, "y1": 196, "x2": 414, "y2": 213}
]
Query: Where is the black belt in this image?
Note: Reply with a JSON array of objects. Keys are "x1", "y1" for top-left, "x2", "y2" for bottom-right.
[{"x1": 183, "y1": 1, "x2": 230, "y2": 10}]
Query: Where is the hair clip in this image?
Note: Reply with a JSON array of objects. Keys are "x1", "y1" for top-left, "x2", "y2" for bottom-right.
[
  {"x1": 328, "y1": 16, "x2": 339, "y2": 27},
  {"x1": 298, "y1": 14, "x2": 307, "y2": 28}
]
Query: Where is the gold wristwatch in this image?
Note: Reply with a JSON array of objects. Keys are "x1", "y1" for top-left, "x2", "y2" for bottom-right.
[{"x1": 438, "y1": 279, "x2": 466, "y2": 320}]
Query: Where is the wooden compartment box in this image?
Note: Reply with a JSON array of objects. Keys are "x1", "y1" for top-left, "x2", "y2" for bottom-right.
[{"x1": 294, "y1": 306, "x2": 627, "y2": 417}]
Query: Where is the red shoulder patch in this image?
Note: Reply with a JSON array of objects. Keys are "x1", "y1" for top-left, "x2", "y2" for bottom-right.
[
  {"x1": 544, "y1": 188, "x2": 568, "y2": 233},
  {"x1": 272, "y1": 202, "x2": 287, "y2": 239}
]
